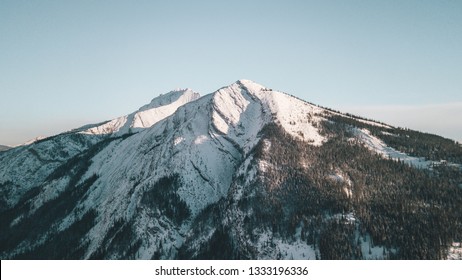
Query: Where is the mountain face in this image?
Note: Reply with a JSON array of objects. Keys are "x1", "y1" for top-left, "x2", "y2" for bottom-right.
[{"x1": 1, "y1": 80, "x2": 461, "y2": 260}]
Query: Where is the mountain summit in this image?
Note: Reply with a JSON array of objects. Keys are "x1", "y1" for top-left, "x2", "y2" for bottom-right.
[{"x1": 1, "y1": 80, "x2": 461, "y2": 260}]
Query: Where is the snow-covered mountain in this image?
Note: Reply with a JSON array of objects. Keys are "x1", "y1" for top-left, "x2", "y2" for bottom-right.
[{"x1": 1, "y1": 80, "x2": 461, "y2": 260}]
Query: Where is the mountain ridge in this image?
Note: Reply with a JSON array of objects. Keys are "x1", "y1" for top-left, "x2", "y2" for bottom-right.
[
  {"x1": 0, "y1": 145, "x2": 10, "y2": 152},
  {"x1": 78, "y1": 88, "x2": 200, "y2": 136}
]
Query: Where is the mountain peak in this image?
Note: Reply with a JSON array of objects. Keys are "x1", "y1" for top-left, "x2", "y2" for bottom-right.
[
  {"x1": 235, "y1": 79, "x2": 266, "y2": 92},
  {"x1": 236, "y1": 78, "x2": 257, "y2": 84},
  {"x1": 81, "y1": 88, "x2": 200, "y2": 135},
  {"x1": 140, "y1": 88, "x2": 199, "y2": 111}
]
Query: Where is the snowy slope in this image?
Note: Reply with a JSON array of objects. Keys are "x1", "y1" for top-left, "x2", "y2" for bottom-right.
[
  {"x1": 0, "y1": 133, "x2": 102, "y2": 209},
  {"x1": 354, "y1": 128, "x2": 460, "y2": 169}
]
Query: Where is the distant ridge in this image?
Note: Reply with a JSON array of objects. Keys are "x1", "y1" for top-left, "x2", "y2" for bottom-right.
[{"x1": 0, "y1": 145, "x2": 10, "y2": 152}]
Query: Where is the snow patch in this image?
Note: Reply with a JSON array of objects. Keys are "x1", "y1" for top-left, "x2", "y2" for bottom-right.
[
  {"x1": 328, "y1": 171, "x2": 353, "y2": 198},
  {"x1": 355, "y1": 128, "x2": 437, "y2": 169},
  {"x1": 20, "y1": 136, "x2": 48, "y2": 146},
  {"x1": 381, "y1": 131, "x2": 397, "y2": 137},
  {"x1": 447, "y1": 242, "x2": 462, "y2": 260},
  {"x1": 194, "y1": 135, "x2": 208, "y2": 145},
  {"x1": 358, "y1": 234, "x2": 392, "y2": 260},
  {"x1": 255, "y1": 230, "x2": 317, "y2": 260},
  {"x1": 261, "y1": 139, "x2": 272, "y2": 154},
  {"x1": 355, "y1": 118, "x2": 391, "y2": 129},
  {"x1": 173, "y1": 137, "x2": 184, "y2": 146}
]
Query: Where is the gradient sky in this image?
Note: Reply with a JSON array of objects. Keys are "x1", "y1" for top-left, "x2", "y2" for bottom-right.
[{"x1": 1, "y1": 0, "x2": 461, "y2": 146}]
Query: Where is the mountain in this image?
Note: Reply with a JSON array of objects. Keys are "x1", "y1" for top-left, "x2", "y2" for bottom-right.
[{"x1": 1, "y1": 80, "x2": 461, "y2": 260}]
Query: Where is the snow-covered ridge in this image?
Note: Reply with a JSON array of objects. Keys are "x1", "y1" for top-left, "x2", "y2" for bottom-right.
[
  {"x1": 8, "y1": 136, "x2": 49, "y2": 148},
  {"x1": 0, "y1": 145, "x2": 11, "y2": 152},
  {"x1": 138, "y1": 88, "x2": 197, "y2": 111},
  {"x1": 211, "y1": 79, "x2": 327, "y2": 146},
  {"x1": 75, "y1": 79, "x2": 326, "y2": 146},
  {"x1": 82, "y1": 88, "x2": 200, "y2": 135},
  {"x1": 254, "y1": 87, "x2": 326, "y2": 145},
  {"x1": 209, "y1": 80, "x2": 269, "y2": 154}
]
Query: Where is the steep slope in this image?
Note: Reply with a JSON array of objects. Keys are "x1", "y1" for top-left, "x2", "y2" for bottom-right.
[{"x1": 1, "y1": 80, "x2": 461, "y2": 260}]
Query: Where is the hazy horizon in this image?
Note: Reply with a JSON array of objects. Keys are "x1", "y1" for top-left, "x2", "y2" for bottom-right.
[{"x1": 1, "y1": 1, "x2": 461, "y2": 146}]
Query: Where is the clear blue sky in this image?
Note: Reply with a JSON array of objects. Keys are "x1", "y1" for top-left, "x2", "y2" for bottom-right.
[{"x1": 1, "y1": 0, "x2": 461, "y2": 146}]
